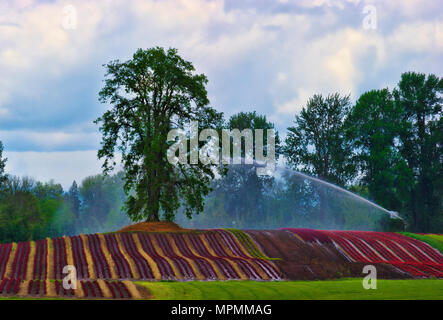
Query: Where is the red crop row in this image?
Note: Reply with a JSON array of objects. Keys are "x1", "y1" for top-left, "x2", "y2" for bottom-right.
[
  {"x1": 137, "y1": 233, "x2": 175, "y2": 279},
  {"x1": 105, "y1": 281, "x2": 131, "y2": 299},
  {"x1": 10, "y1": 241, "x2": 30, "y2": 279},
  {"x1": 0, "y1": 243, "x2": 12, "y2": 279},
  {"x1": 205, "y1": 232, "x2": 260, "y2": 280},
  {"x1": 0, "y1": 231, "x2": 280, "y2": 281},
  {"x1": 171, "y1": 233, "x2": 217, "y2": 280},
  {"x1": 70, "y1": 236, "x2": 89, "y2": 279},
  {"x1": 284, "y1": 228, "x2": 443, "y2": 278},
  {"x1": 154, "y1": 234, "x2": 195, "y2": 279},
  {"x1": 86, "y1": 234, "x2": 112, "y2": 279},
  {"x1": 104, "y1": 234, "x2": 133, "y2": 279},
  {"x1": 0, "y1": 278, "x2": 21, "y2": 295},
  {"x1": 120, "y1": 233, "x2": 154, "y2": 279},
  {"x1": 33, "y1": 239, "x2": 47, "y2": 280},
  {"x1": 186, "y1": 233, "x2": 239, "y2": 279},
  {"x1": 0, "y1": 278, "x2": 135, "y2": 299},
  {"x1": 52, "y1": 237, "x2": 68, "y2": 280},
  {"x1": 27, "y1": 280, "x2": 47, "y2": 296},
  {"x1": 216, "y1": 230, "x2": 280, "y2": 280}
]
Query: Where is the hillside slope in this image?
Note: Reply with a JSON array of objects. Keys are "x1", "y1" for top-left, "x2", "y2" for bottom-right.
[{"x1": 0, "y1": 228, "x2": 441, "y2": 299}]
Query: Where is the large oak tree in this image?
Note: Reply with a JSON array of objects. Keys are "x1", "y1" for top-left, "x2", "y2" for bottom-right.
[{"x1": 95, "y1": 47, "x2": 223, "y2": 222}]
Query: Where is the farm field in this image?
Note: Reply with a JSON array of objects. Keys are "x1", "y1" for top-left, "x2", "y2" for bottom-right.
[{"x1": 0, "y1": 225, "x2": 442, "y2": 300}]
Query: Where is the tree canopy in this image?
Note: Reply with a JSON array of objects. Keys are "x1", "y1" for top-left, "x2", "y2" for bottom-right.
[
  {"x1": 95, "y1": 47, "x2": 224, "y2": 222},
  {"x1": 283, "y1": 93, "x2": 355, "y2": 186},
  {"x1": 393, "y1": 72, "x2": 442, "y2": 231}
]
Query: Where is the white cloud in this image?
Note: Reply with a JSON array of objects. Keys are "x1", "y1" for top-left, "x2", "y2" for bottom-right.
[
  {"x1": 0, "y1": 0, "x2": 441, "y2": 184},
  {"x1": 0, "y1": 129, "x2": 100, "y2": 151},
  {"x1": 388, "y1": 21, "x2": 443, "y2": 53}
]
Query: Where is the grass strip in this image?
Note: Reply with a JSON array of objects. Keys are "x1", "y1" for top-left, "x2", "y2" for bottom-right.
[
  {"x1": 398, "y1": 232, "x2": 443, "y2": 253},
  {"x1": 136, "y1": 279, "x2": 443, "y2": 300}
]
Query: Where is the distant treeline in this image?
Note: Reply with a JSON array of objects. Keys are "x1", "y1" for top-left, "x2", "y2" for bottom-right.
[{"x1": 0, "y1": 170, "x2": 130, "y2": 243}]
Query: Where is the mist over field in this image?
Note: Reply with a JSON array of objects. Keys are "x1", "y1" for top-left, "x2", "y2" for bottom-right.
[{"x1": 176, "y1": 165, "x2": 397, "y2": 231}]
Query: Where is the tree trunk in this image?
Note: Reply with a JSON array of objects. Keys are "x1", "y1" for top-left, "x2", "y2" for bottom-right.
[{"x1": 146, "y1": 166, "x2": 160, "y2": 222}]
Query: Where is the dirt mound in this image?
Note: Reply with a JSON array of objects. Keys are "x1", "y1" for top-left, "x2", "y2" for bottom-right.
[{"x1": 117, "y1": 221, "x2": 192, "y2": 233}]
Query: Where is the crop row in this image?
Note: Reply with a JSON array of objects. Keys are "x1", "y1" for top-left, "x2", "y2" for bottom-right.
[
  {"x1": 0, "y1": 230, "x2": 280, "y2": 281},
  {"x1": 284, "y1": 228, "x2": 443, "y2": 278},
  {"x1": 0, "y1": 278, "x2": 139, "y2": 299}
]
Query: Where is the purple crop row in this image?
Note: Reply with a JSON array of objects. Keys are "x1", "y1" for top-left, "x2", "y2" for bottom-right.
[{"x1": 284, "y1": 228, "x2": 443, "y2": 278}]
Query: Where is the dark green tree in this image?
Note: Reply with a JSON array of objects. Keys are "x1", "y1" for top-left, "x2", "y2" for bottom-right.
[
  {"x1": 0, "y1": 176, "x2": 43, "y2": 242},
  {"x1": 227, "y1": 111, "x2": 281, "y2": 158},
  {"x1": 207, "y1": 111, "x2": 278, "y2": 226},
  {"x1": 283, "y1": 93, "x2": 355, "y2": 186},
  {"x1": 95, "y1": 47, "x2": 223, "y2": 222},
  {"x1": 345, "y1": 89, "x2": 403, "y2": 211},
  {"x1": 33, "y1": 180, "x2": 64, "y2": 200},
  {"x1": 283, "y1": 93, "x2": 355, "y2": 225},
  {"x1": 393, "y1": 72, "x2": 442, "y2": 232}
]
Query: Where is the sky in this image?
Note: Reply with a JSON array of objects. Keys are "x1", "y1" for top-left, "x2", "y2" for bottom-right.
[{"x1": 0, "y1": 0, "x2": 442, "y2": 189}]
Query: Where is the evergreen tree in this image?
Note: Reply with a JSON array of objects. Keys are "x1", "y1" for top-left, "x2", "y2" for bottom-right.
[{"x1": 66, "y1": 181, "x2": 81, "y2": 219}]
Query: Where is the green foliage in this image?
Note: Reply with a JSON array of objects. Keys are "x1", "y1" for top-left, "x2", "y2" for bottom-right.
[
  {"x1": 282, "y1": 93, "x2": 357, "y2": 226},
  {"x1": 0, "y1": 171, "x2": 131, "y2": 243},
  {"x1": 181, "y1": 111, "x2": 280, "y2": 228},
  {"x1": 279, "y1": 72, "x2": 442, "y2": 233},
  {"x1": 227, "y1": 111, "x2": 281, "y2": 158},
  {"x1": 393, "y1": 72, "x2": 443, "y2": 232},
  {"x1": 283, "y1": 93, "x2": 356, "y2": 186},
  {"x1": 0, "y1": 190, "x2": 42, "y2": 242},
  {"x1": 95, "y1": 47, "x2": 223, "y2": 222},
  {"x1": 136, "y1": 279, "x2": 443, "y2": 300},
  {"x1": 345, "y1": 89, "x2": 403, "y2": 211}
]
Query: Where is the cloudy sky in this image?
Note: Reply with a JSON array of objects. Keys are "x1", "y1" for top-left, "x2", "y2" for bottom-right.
[{"x1": 0, "y1": 0, "x2": 442, "y2": 189}]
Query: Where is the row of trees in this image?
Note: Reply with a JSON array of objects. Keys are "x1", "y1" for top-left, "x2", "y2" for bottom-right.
[
  {"x1": 0, "y1": 146, "x2": 130, "y2": 243},
  {"x1": 0, "y1": 47, "x2": 441, "y2": 240},
  {"x1": 186, "y1": 72, "x2": 441, "y2": 232},
  {"x1": 94, "y1": 47, "x2": 440, "y2": 232},
  {"x1": 283, "y1": 72, "x2": 442, "y2": 232}
]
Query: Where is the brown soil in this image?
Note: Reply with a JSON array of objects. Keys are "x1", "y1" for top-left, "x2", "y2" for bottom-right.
[
  {"x1": 117, "y1": 221, "x2": 193, "y2": 233},
  {"x1": 134, "y1": 284, "x2": 154, "y2": 299},
  {"x1": 246, "y1": 229, "x2": 412, "y2": 280}
]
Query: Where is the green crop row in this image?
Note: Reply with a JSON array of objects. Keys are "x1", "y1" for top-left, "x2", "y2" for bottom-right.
[{"x1": 225, "y1": 229, "x2": 279, "y2": 260}]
